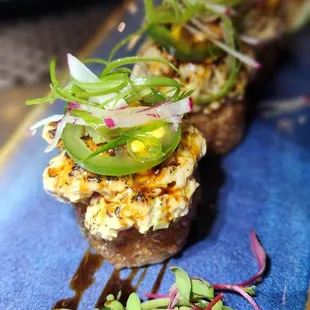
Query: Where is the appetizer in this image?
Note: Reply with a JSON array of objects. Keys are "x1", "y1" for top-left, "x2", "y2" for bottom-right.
[
  {"x1": 27, "y1": 54, "x2": 206, "y2": 268},
  {"x1": 131, "y1": 0, "x2": 259, "y2": 154},
  {"x1": 238, "y1": 0, "x2": 309, "y2": 81},
  {"x1": 239, "y1": 0, "x2": 309, "y2": 42},
  {"x1": 129, "y1": 0, "x2": 307, "y2": 154}
]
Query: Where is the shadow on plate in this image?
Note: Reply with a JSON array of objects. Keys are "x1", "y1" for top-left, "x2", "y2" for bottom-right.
[
  {"x1": 245, "y1": 25, "x2": 310, "y2": 152},
  {"x1": 182, "y1": 155, "x2": 226, "y2": 252}
]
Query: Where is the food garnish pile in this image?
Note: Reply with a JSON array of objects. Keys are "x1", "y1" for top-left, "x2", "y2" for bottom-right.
[{"x1": 28, "y1": 54, "x2": 195, "y2": 176}]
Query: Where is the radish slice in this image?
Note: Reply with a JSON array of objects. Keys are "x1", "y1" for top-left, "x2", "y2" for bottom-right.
[
  {"x1": 167, "y1": 115, "x2": 182, "y2": 131},
  {"x1": 73, "y1": 97, "x2": 190, "y2": 118},
  {"x1": 66, "y1": 116, "x2": 88, "y2": 126},
  {"x1": 35, "y1": 97, "x2": 192, "y2": 150},
  {"x1": 67, "y1": 53, "x2": 99, "y2": 83},
  {"x1": 103, "y1": 97, "x2": 192, "y2": 129},
  {"x1": 45, "y1": 111, "x2": 71, "y2": 153},
  {"x1": 30, "y1": 114, "x2": 64, "y2": 132},
  {"x1": 70, "y1": 101, "x2": 133, "y2": 118},
  {"x1": 90, "y1": 93, "x2": 128, "y2": 110},
  {"x1": 191, "y1": 19, "x2": 219, "y2": 40},
  {"x1": 30, "y1": 113, "x2": 87, "y2": 133},
  {"x1": 44, "y1": 116, "x2": 88, "y2": 153},
  {"x1": 211, "y1": 39, "x2": 261, "y2": 69},
  {"x1": 104, "y1": 118, "x2": 116, "y2": 128},
  {"x1": 240, "y1": 35, "x2": 262, "y2": 46}
]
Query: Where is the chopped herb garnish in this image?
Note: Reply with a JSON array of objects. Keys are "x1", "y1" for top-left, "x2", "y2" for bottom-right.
[{"x1": 27, "y1": 53, "x2": 194, "y2": 176}]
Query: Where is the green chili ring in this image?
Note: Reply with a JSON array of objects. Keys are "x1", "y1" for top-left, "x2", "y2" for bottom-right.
[
  {"x1": 62, "y1": 123, "x2": 181, "y2": 176},
  {"x1": 147, "y1": 24, "x2": 223, "y2": 62}
]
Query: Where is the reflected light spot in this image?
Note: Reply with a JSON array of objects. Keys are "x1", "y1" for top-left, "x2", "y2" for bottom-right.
[{"x1": 118, "y1": 22, "x2": 126, "y2": 32}]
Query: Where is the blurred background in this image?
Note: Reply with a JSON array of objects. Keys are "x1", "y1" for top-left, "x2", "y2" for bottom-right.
[{"x1": 0, "y1": 0, "x2": 121, "y2": 147}]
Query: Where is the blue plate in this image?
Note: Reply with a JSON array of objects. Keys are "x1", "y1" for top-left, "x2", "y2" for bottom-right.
[{"x1": 0, "y1": 3, "x2": 309, "y2": 309}]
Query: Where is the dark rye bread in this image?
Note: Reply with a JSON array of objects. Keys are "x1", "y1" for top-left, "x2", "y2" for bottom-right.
[
  {"x1": 73, "y1": 195, "x2": 198, "y2": 269},
  {"x1": 189, "y1": 99, "x2": 245, "y2": 155}
]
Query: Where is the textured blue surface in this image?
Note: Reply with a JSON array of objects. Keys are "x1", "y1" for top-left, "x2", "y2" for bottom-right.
[{"x1": 0, "y1": 5, "x2": 309, "y2": 310}]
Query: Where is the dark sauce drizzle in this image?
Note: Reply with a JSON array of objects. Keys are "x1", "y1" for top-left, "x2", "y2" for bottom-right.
[
  {"x1": 53, "y1": 250, "x2": 169, "y2": 309},
  {"x1": 53, "y1": 249, "x2": 104, "y2": 310},
  {"x1": 151, "y1": 260, "x2": 169, "y2": 294},
  {"x1": 135, "y1": 267, "x2": 148, "y2": 290},
  {"x1": 95, "y1": 268, "x2": 139, "y2": 308}
]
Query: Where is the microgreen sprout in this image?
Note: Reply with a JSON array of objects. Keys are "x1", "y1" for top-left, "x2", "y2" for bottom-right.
[{"x1": 101, "y1": 232, "x2": 267, "y2": 310}]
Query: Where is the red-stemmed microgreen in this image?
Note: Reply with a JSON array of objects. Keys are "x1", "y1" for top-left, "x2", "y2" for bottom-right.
[
  {"x1": 213, "y1": 284, "x2": 261, "y2": 310},
  {"x1": 205, "y1": 293, "x2": 224, "y2": 310},
  {"x1": 144, "y1": 293, "x2": 169, "y2": 299},
  {"x1": 168, "y1": 284, "x2": 181, "y2": 309},
  {"x1": 238, "y1": 231, "x2": 267, "y2": 286},
  {"x1": 101, "y1": 232, "x2": 267, "y2": 310}
]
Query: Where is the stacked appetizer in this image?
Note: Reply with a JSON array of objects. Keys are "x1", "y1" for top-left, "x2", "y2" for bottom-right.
[
  {"x1": 28, "y1": 54, "x2": 206, "y2": 268},
  {"x1": 239, "y1": 0, "x2": 309, "y2": 41},
  {"x1": 130, "y1": 0, "x2": 258, "y2": 154},
  {"x1": 27, "y1": 1, "x2": 307, "y2": 269},
  {"x1": 131, "y1": 0, "x2": 308, "y2": 154}
]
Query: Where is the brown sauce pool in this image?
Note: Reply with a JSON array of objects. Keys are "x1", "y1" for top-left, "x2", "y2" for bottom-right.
[
  {"x1": 53, "y1": 250, "x2": 169, "y2": 309},
  {"x1": 53, "y1": 249, "x2": 103, "y2": 309},
  {"x1": 95, "y1": 268, "x2": 139, "y2": 308}
]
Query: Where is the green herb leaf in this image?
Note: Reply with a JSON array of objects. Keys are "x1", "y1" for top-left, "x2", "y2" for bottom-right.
[
  {"x1": 213, "y1": 299, "x2": 223, "y2": 310},
  {"x1": 82, "y1": 133, "x2": 129, "y2": 161},
  {"x1": 243, "y1": 285, "x2": 256, "y2": 296},
  {"x1": 126, "y1": 293, "x2": 141, "y2": 310},
  {"x1": 25, "y1": 95, "x2": 54, "y2": 105},
  {"x1": 106, "y1": 294, "x2": 115, "y2": 301},
  {"x1": 195, "y1": 299, "x2": 231, "y2": 310},
  {"x1": 108, "y1": 25, "x2": 149, "y2": 61},
  {"x1": 72, "y1": 73, "x2": 129, "y2": 92},
  {"x1": 107, "y1": 300, "x2": 124, "y2": 310},
  {"x1": 142, "y1": 89, "x2": 167, "y2": 105},
  {"x1": 83, "y1": 58, "x2": 109, "y2": 66},
  {"x1": 141, "y1": 298, "x2": 171, "y2": 310},
  {"x1": 196, "y1": 63, "x2": 240, "y2": 104},
  {"x1": 191, "y1": 278, "x2": 214, "y2": 299},
  {"x1": 101, "y1": 56, "x2": 179, "y2": 76},
  {"x1": 50, "y1": 84, "x2": 88, "y2": 104},
  {"x1": 131, "y1": 76, "x2": 181, "y2": 99},
  {"x1": 49, "y1": 59, "x2": 60, "y2": 87},
  {"x1": 195, "y1": 299, "x2": 209, "y2": 308},
  {"x1": 144, "y1": 0, "x2": 155, "y2": 22},
  {"x1": 170, "y1": 266, "x2": 192, "y2": 305}
]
